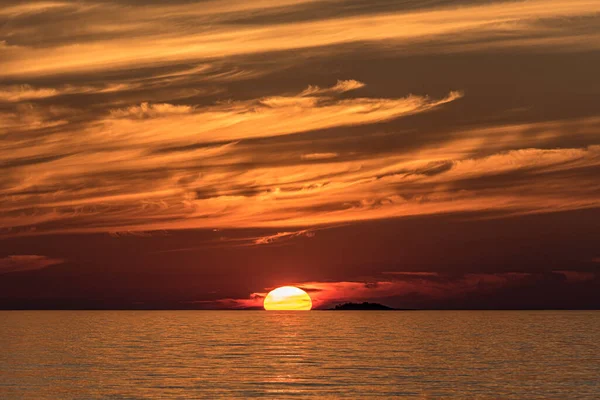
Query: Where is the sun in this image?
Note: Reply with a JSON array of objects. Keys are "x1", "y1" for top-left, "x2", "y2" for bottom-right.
[{"x1": 263, "y1": 286, "x2": 312, "y2": 310}]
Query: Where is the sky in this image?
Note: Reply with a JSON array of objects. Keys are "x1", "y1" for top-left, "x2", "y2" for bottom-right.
[{"x1": 0, "y1": 0, "x2": 599, "y2": 309}]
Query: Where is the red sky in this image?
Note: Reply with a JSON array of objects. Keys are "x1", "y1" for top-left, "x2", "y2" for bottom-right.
[{"x1": 1, "y1": 0, "x2": 599, "y2": 309}]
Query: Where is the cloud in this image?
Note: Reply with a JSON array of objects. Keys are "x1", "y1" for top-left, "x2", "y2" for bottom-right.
[
  {"x1": 0, "y1": 103, "x2": 70, "y2": 133},
  {"x1": 110, "y1": 102, "x2": 194, "y2": 118},
  {"x1": 224, "y1": 270, "x2": 597, "y2": 309},
  {"x1": 554, "y1": 270, "x2": 596, "y2": 283},
  {"x1": 0, "y1": 81, "x2": 469, "y2": 235},
  {"x1": 0, "y1": 0, "x2": 599, "y2": 237},
  {"x1": 97, "y1": 87, "x2": 461, "y2": 145},
  {"x1": 2, "y1": 108, "x2": 600, "y2": 236},
  {"x1": 2, "y1": 0, "x2": 600, "y2": 78},
  {"x1": 0, "y1": 2, "x2": 74, "y2": 17},
  {"x1": 301, "y1": 153, "x2": 339, "y2": 160},
  {"x1": 300, "y1": 79, "x2": 365, "y2": 96},
  {"x1": 382, "y1": 272, "x2": 440, "y2": 277},
  {"x1": 253, "y1": 229, "x2": 315, "y2": 245},
  {"x1": 0, "y1": 85, "x2": 60, "y2": 102},
  {"x1": 0, "y1": 255, "x2": 64, "y2": 274}
]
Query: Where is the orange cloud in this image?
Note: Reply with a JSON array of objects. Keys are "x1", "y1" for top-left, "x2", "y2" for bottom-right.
[
  {"x1": 301, "y1": 153, "x2": 339, "y2": 161},
  {"x1": 224, "y1": 270, "x2": 597, "y2": 309},
  {"x1": 2, "y1": 104, "x2": 599, "y2": 235},
  {"x1": 253, "y1": 230, "x2": 315, "y2": 245},
  {"x1": 0, "y1": 255, "x2": 64, "y2": 274},
  {"x1": 300, "y1": 79, "x2": 365, "y2": 96},
  {"x1": 291, "y1": 274, "x2": 536, "y2": 308},
  {"x1": 98, "y1": 87, "x2": 461, "y2": 146},
  {"x1": 2, "y1": 0, "x2": 600, "y2": 78},
  {"x1": 1, "y1": 0, "x2": 599, "y2": 238}
]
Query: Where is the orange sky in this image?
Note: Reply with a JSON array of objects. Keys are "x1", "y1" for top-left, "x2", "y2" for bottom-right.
[{"x1": 0, "y1": 0, "x2": 599, "y2": 309}]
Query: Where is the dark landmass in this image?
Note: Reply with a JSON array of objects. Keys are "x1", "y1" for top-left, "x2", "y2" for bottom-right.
[{"x1": 329, "y1": 302, "x2": 396, "y2": 310}]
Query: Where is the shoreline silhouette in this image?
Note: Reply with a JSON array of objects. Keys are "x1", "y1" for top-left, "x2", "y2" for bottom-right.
[{"x1": 329, "y1": 302, "x2": 397, "y2": 310}]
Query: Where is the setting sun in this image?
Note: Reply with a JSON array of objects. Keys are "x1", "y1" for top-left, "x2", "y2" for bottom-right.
[{"x1": 263, "y1": 286, "x2": 312, "y2": 311}]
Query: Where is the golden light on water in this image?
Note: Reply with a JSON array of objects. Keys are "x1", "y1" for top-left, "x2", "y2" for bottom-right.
[{"x1": 263, "y1": 286, "x2": 312, "y2": 311}]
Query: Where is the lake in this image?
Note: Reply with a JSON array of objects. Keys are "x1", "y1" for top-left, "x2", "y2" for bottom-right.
[{"x1": 1, "y1": 311, "x2": 599, "y2": 398}]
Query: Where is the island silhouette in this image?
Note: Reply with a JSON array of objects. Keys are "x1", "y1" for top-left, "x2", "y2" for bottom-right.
[{"x1": 330, "y1": 302, "x2": 395, "y2": 310}]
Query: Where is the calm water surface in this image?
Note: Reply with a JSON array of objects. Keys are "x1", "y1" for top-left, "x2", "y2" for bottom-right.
[{"x1": 1, "y1": 311, "x2": 599, "y2": 399}]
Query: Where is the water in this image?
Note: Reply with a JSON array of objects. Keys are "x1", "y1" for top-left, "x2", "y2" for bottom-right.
[{"x1": 1, "y1": 311, "x2": 599, "y2": 399}]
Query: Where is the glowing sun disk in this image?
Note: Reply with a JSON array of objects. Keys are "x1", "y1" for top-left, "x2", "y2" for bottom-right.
[{"x1": 263, "y1": 286, "x2": 312, "y2": 310}]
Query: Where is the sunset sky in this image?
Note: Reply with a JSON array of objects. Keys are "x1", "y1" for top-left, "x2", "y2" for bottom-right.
[{"x1": 1, "y1": 0, "x2": 599, "y2": 309}]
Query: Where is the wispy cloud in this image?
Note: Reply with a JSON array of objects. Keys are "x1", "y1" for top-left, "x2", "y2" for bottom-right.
[
  {"x1": 2, "y1": 0, "x2": 600, "y2": 78},
  {"x1": 2, "y1": 106, "x2": 600, "y2": 235},
  {"x1": 300, "y1": 79, "x2": 365, "y2": 96},
  {"x1": 224, "y1": 270, "x2": 597, "y2": 309},
  {"x1": 1, "y1": 0, "x2": 599, "y2": 237},
  {"x1": 301, "y1": 153, "x2": 339, "y2": 161},
  {"x1": 0, "y1": 255, "x2": 64, "y2": 274},
  {"x1": 553, "y1": 270, "x2": 596, "y2": 283},
  {"x1": 0, "y1": 81, "x2": 470, "y2": 235},
  {"x1": 253, "y1": 229, "x2": 315, "y2": 245},
  {"x1": 109, "y1": 102, "x2": 194, "y2": 118},
  {"x1": 97, "y1": 86, "x2": 461, "y2": 145},
  {"x1": 0, "y1": 85, "x2": 61, "y2": 102}
]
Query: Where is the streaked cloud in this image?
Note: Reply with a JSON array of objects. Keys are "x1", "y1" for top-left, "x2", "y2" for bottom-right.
[
  {"x1": 0, "y1": 2, "x2": 74, "y2": 17},
  {"x1": 2, "y1": 0, "x2": 600, "y2": 78},
  {"x1": 0, "y1": 85, "x2": 61, "y2": 102},
  {"x1": 253, "y1": 229, "x2": 315, "y2": 245},
  {"x1": 0, "y1": 255, "x2": 64, "y2": 274},
  {"x1": 99, "y1": 86, "x2": 461, "y2": 145},
  {"x1": 1, "y1": 102, "x2": 599, "y2": 235},
  {"x1": 109, "y1": 102, "x2": 194, "y2": 118},
  {"x1": 301, "y1": 153, "x2": 339, "y2": 161},
  {"x1": 300, "y1": 79, "x2": 365, "y2": 96},
  {"x1": 215, "y1": 270, "x2": 598, "y2": 308},
  {"x1": 553, "y1": 271, "x2": 596, "y2": 283},
  {"x1": 0, "y1": 82, "x2": 469, "y2": 235},
  {"x1": 0, "y1": 0, "x2": 599, "y2": 237}
]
